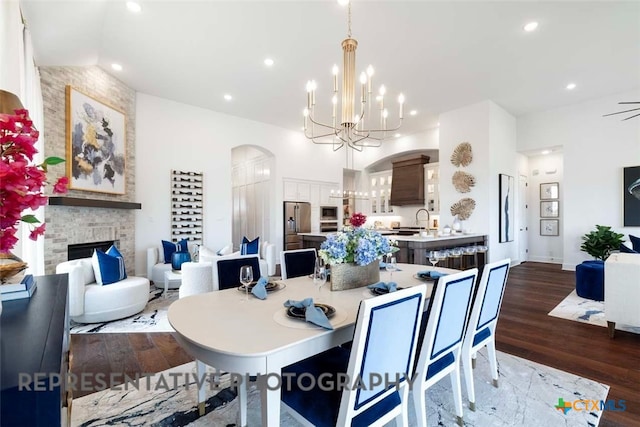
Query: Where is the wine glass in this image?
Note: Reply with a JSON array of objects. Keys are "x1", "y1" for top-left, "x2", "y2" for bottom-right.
[
  {"x1": 385, "y1": 256, "x2": 397, "y2": 282},
  {"x1": 313, "y1": 257, "x2": 327, "y2": 300},
  {"x1": 239, "y1": 265, "x2": 253, "y2": 302},
  {"x1": 428, "y1": 250, "x2": 440, "y2": 268}
]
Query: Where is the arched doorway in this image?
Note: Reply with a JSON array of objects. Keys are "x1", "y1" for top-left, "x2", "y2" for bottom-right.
[{"x1": 231, "y1": 146, "x2": 275, "y2": 250}]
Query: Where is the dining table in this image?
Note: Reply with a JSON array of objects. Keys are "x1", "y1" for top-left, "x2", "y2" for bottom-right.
[{"x1": 168, "y1": 262, "x2": 458, "y2": 426}]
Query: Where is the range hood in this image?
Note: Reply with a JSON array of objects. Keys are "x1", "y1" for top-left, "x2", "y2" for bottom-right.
[{"x1": 390, "y1": 154, "x2": 430, "y2": 206}]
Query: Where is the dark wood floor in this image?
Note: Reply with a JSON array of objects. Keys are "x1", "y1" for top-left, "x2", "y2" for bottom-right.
[{"x1": 70, "y1": 262, "x2": 640, "y2": 426}]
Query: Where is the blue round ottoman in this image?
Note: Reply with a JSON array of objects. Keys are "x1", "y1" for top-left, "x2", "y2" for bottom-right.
[{"x1": 575, "y1": 260, "x2": 604, "y2": 301}]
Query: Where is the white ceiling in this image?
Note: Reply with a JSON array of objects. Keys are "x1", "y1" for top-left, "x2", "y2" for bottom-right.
[{"x1": 20, "y1": 0, "x2": 640, "y2": 137}]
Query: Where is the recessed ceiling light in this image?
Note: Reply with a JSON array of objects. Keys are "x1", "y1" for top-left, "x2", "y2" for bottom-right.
[
  {"x1": 409, "y1": 110, "x2": 417, "y2": 116},
  {"x1": 566, "y1": 83, "x2": 577, "y2": 90},
  {"x1": 394, "y1": 133, "x2": 401, "y2": 138},
  {"x1": 264, "y1": 58, "x2": 274, "y2": 67},
  {"x1": 126, "y1": 1, "x2": 142, "y2": 13},
  {"x1": 542, "y1": 150, "x2": 551, "y2": 155},
  {"x1": 337, "y1": 0, "x2": 350, "y2": 6},
  {"x1": 437, "y1": 122, "x2": 440, "y2": 127},
  {"x1": 111, "y1": 63, "x2": 123, "y2": 71},
  {"x1": 523, "y1": 21, "x2": 538, "y2": 32},
  {"x1": 224, "y1": 94, "x2": 233, "y2": 101}
]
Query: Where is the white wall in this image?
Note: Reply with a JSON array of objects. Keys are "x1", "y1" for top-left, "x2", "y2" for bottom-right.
[
  {"x1": 134, "y1": 93, "x2": 345, "y2": 276},
  {"x1": 518, "y1": 89, "x2": 640, "y2": 270},
  {"x1": 527, "y1": 152, "x2": 564, "y2": 263}
]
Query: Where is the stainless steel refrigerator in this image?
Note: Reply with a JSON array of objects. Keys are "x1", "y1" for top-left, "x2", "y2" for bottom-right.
[{"x1": 284, "y1": 201, "x2": 311, "y2": 250}]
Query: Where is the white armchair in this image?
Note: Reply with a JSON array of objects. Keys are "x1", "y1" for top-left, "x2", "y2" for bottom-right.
[
  {"x1": 146, "y1": 241, "x2": 199, "y2": 285},
  {"x1": 605, "y1": 252, "x2": 640, "y2": 338},
  {"x1": 56, "y1": 257, "x2": 149, "y2": 324},
  {"x1": 260, "y1": 240, "x2": 277, "y2": 276}
]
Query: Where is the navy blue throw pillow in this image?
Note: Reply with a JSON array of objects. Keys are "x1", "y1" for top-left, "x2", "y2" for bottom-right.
[
  {"x1": 92, "y1": 249, "x2": 127, "y2": 285},
  {"x1": 241, "y1": 236, "x2": 260, "y2": 255},
  {"x1": 629, "y1": 234, "x2": 640, "y2": 252},
  {"x1": 162, "y1": 239, "x2": 189, "y2": 263},
  {"x1": 619, "y1": 243, "x2": 639, "y2": 254}
]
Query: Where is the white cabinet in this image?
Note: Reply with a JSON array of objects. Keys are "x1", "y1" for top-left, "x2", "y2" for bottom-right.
[
  {"x1": 320, "y1": 183, "x2": 340, "y2": 206},
  {"x1": 369, "y1": 170, "x2": 394, "y2": 215},
  {"x1": 283, "y1": 180, "x2": 311, "y2": 201},
  {"x1": 424, "y1": 163, "x2": 440, "y2": 214}
]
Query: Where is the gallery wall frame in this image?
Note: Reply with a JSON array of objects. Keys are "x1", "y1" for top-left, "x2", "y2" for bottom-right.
[
  {"x1": 499, "y1": 173, "x2": 514, "y2": 243},
  {"x1": 540, "y1": 219, "x2": 559, "y2": 236},
  {"x1": 65, "y1": 86, "x2": 126, "y2": 194},
  {"x1": 540, "y1": 182, "x2": 559, "y2": 200},
  {"x1": 623, "y1": 166, "x2": 640, "y2": 226},
  {"x1": 540, "y1": 200, "x2": 559, "y2": 218}
]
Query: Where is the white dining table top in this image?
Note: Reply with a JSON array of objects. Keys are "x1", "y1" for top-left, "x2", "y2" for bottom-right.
[{"x1": 168, "y1": 263, "x2": 457, "y2": 358}]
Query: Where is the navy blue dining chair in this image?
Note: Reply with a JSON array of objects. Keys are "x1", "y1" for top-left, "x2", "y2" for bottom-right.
[
  {"x1": 412, "y1": 268, "x2": 478, "y2": 427},
  {"x1": 461, "y1": 258, "x2": 511, "y2": 411},
  {"x1": 281, "y1": 285, "x2": 428, "y2": 427},
  {"x1": 212, "y1": 254, "x2": 262, "y2": 290},
  {"x1": 280, "y1": 248, "x2": 317, "y2": 279}
]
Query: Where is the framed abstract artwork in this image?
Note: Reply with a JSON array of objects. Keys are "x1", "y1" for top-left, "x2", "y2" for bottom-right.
[
  {"x1": 65, "y1": 86, "x2": 126, "y2": 194},
  {"x1": 540, "y1": 219, "x2": 559, "y2": 236},
  {"x1": 540, "y1": 182, "x2": 559, "y2": 200},
  {"x1": 623, "y1": 166, "x2": 640, "y2": 226},
  {"x1": 499, "y1": 174, "x2": 514, "y2": 243},
  {"x1": 540, "y1": 200, "x2": 559, "y2": 218}
]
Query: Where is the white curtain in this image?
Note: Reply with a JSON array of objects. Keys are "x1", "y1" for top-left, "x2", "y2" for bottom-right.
[{"x1": 1, "y1": 2, "x2": 46, "y2": 274}]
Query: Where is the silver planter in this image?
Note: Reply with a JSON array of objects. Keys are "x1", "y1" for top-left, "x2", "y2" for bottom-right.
[{"x1": 330, "y1": 260, "x2": 380, "y2": 291}]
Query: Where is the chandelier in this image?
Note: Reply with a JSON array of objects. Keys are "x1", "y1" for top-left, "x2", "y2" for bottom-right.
[{"x1": 303, "y1": 0, "x2": 404, "y2": 151}]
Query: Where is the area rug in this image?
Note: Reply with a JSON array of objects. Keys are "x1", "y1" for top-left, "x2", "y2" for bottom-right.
[
  {"x1": 70, "y1": 287, "x2": 177, "y2": 334},
  {"x1": 548, "y1": 290, "x2": 640, "y2": 334},
  {"x1": 71, "y1": 349, "x2": 608, "y2": 426}
]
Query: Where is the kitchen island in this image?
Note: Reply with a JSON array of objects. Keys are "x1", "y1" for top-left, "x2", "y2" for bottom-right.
[{"x1": 299, "y1": 232, "x2": 488, "y2": 267}]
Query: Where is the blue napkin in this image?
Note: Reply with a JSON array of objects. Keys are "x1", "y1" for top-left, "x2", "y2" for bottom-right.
[
  {"x1": 417, "y1": 270, "x2": 447, "y2": 280},
  {"x1": 251, "y1": 277, "x2": 269, "y2": 300},
  {"x1": 367, "y1": 281, "x2": 398, "y2": 292},
  {"x1": 283, "y1": 298, "x2": 333, "y2": 330}
]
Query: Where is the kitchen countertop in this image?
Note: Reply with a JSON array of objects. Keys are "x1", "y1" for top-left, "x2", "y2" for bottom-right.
[{"x1": 298, "y1": 232, "x2": 486, "y2": 242}]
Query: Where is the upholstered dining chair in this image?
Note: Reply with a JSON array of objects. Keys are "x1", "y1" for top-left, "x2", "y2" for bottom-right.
[
  {"x1": 212, "y1": 254, "x2": 263, "y2": 291},
  {"x1": 281, "y1": 285, "x2": 428, "y2": 427},
  {"x1": 461, "y1": 258, "x2": 511, "y2": 411},
  {"x1": 413, "y1": 268, "x2": 478, "y2": 427},
  {"x1": 280, "y1": 248, "x2": 317, "y2": 279},
  {"x1": 179, "y1": 261, "x2": 213, "y2": 298}
]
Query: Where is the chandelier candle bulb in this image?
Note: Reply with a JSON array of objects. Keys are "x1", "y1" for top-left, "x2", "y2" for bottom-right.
[{"x1": 332, "y1": 65, "x2": 339, "y2": 92}]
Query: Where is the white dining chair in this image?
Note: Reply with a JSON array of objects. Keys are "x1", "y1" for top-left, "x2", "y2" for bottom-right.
[
  {"x1": 413, "y1": 268, "x2": 478, "y2": 427},
  {"x1": 280, "y1": 248, "x2": 317, "y2": 279},
  {"x1": 461, "y1": 258, "x2": 511, "y2": 411},
  {"x1": 281, "y1": 285, "x2": 428, "y2": 427},
  {"x1": 179, "y1": 261, "x2": 213, "y2": 298}
]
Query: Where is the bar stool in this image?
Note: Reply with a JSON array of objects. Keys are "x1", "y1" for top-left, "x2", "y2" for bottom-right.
[
  {"x1": 449, "y1": 247, "x2": 463, "y2": 270},
  {"x1": 462, "y1": 246, "x2": 477, "y2": 270}
]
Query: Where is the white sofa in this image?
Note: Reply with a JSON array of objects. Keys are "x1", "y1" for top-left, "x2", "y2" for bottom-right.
[
  {"x1": 56, "y1": 257, "x2": 150, "y2": 324},
  {"x1": 604, "y1": 252, "x2": 640, "y2": 338}
]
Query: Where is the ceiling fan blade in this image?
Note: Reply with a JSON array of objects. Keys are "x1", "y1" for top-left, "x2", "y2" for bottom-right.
[
  {"x1": 602, "y1": 107, "x2": 640, "y2": 117},
  {"x1": 622, "y1": 112, "x2": 640, "y2": 121},
  {"x1": 618, "y1": 101, "x2": 640, "y2": 104}
]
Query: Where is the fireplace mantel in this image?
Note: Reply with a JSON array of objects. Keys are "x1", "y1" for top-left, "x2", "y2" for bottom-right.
[{"x1": 48, "y1": 197, "x2": 142, "y2": 210}]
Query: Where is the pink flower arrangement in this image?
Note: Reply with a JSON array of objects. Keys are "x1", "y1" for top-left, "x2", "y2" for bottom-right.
[
  {"x1": 0, "y1": 109, "x2": 67, "y2": 252},
  {"x1": 349, "y1": 212, "x2": 367, "y2": 228}
]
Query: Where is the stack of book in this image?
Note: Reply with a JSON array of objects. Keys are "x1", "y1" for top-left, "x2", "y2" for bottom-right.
[{"x1": 1, "y1": 274, "x2": 37, "y2": 301}]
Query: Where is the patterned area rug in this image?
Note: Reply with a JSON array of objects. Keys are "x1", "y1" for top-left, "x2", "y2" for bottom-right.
[
  {"x1": 548, "y1": 290, "x2": 640, "y2": 334},
  {"x1": 70, "y1": 287, "x2": 177, "y2": 333},
  {"x1": 71, "y1": 349, "x2": 608, "y2": 426}
]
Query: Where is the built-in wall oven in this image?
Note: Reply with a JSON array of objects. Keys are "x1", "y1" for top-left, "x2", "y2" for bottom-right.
[{"x1": 320, "y1": 206, "x2": 338, "y2": 232}]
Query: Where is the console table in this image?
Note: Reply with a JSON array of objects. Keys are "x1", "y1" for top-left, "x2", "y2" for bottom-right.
[{"x1": 1, "y1": 274, "x2": 70, "y2": 426}]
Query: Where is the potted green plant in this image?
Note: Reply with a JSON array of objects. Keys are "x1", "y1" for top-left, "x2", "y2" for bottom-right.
[{"x1": 580, "y1": 225, "x2": 625, "y2": 261}]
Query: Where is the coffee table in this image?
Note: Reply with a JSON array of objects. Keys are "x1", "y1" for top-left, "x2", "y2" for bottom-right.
[{"x1": 163, "y1": 270, "x2": 182, "y2": 299}]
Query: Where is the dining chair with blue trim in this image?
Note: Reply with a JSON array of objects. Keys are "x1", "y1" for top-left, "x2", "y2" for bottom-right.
[
  {"x1": 280, "y1": 248, "x2": 317, "y2": 279},
  {"x1": 212, "y1": 254, "x2": 262, "y2": 290},
  {"x1": 461, "y1": 258, "x2": 511, "y2": 411},
  {"x1": 281, "y1": 285, "x2": 428, "y2": 427},
  {"x1": 412, "y1": 268, "x2": 478, "y2": 427}
]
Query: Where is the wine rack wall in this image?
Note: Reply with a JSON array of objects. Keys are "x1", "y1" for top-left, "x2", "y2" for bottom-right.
[{"x1": 171, "y1": 170, "x2": 203, "y2": 245}]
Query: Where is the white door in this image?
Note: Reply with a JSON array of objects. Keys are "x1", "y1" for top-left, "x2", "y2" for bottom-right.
[{"x1": 518, "y1": 174, "x2": 528, "y2": 263}]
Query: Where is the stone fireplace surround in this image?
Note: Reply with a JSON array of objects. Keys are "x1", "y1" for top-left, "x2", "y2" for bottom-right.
[{"x1": 39, "y1": 66, "x2": 138, "y2": 275}]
